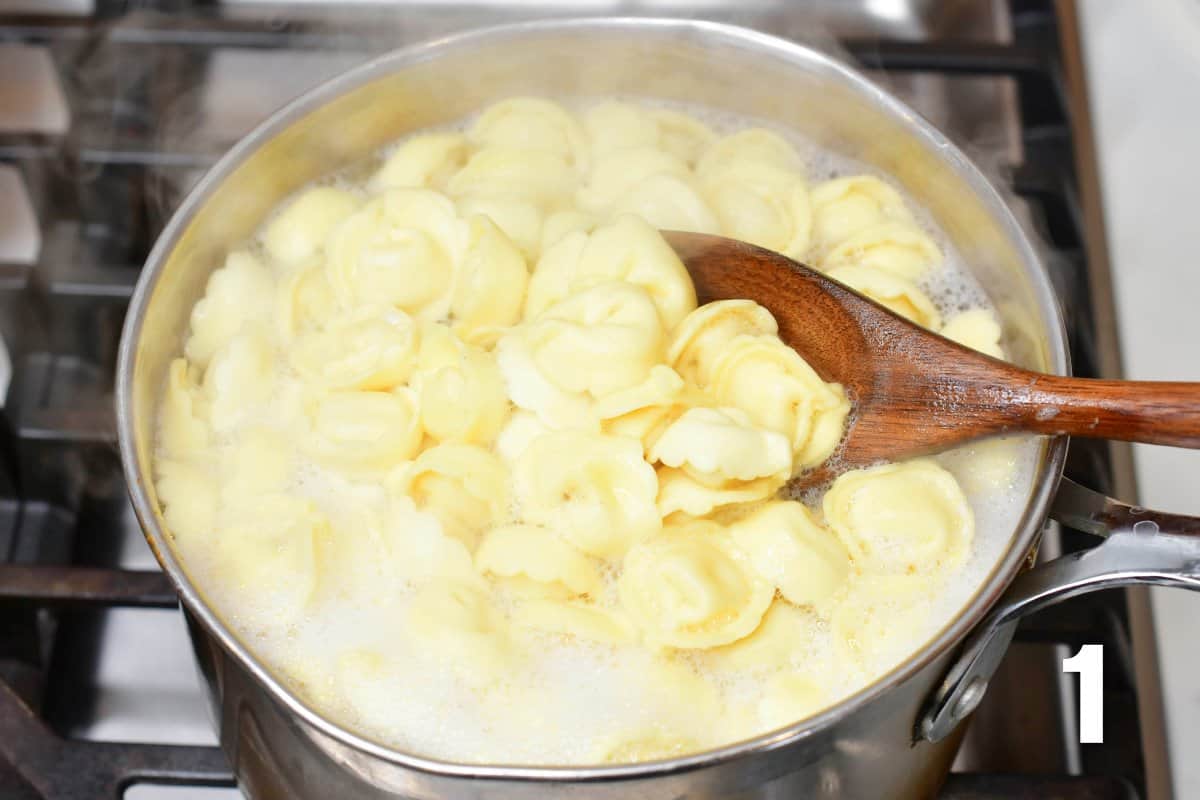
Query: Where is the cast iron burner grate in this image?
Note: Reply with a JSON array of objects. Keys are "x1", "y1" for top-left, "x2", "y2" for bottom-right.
[{"x1": 0, "y1": 1, "x2": 1153, "y2": 797}]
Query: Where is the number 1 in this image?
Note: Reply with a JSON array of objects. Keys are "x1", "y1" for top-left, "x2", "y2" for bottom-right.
[{"x1": 1063, "y1": 644, "x2": 1103, "y2": 743}]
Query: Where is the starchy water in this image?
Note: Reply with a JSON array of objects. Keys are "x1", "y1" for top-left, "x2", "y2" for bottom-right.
[{"x1": 160, "y1": 97, "x2": 1043, "y2": 765}]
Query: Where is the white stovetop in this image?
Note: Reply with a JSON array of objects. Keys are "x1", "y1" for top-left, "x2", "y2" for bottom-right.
[{"x1": 1078, "y1": 1, "x2": 1200, "y2": 797}]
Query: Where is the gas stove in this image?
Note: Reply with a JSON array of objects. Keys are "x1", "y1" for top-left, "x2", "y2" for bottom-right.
[{"x1": 0, "y1": 2, "x2": 1164, "y2": 798}]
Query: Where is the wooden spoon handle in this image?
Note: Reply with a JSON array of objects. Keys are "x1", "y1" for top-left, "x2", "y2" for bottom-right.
[
  {"x1": 661, "y1": 231, "x2": 1200, "y2": 466},
  {"x1": 1009, "y1": 374, "x2": 1200, "y2": 447}
]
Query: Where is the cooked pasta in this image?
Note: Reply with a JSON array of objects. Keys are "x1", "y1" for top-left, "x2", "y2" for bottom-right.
[{"x1": 154, "y1": 96, "x2": 1036, "y2": 766}]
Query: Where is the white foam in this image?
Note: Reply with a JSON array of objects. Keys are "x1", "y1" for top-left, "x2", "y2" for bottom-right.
[{"x1": 158, "y1": 98, "x2": 1044, "y2": 765}]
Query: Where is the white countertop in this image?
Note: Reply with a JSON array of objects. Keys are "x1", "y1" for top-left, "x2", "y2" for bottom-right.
[{"x1": 1079, "y1": 2, "x2": 1200, "y2": 797}]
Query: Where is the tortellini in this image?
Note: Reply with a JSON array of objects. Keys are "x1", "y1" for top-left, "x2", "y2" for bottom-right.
[
  {"x1": 593, "y1": 364, "x2": 686, "y2": 424},
  {"x1": 577, "y1": 146, "x2": 690, "y2": 213},
  {"x1": 184, "y1": 251, "x2": 275, "y2": 368},
  {"x1": 650, "y1": 407, "x2": 792, "y2": 517},
  {"x1": 498, "y1": 280, "x2": 666, "y2": 430},
  {"x1": 709, "y1": 334, "x2": 850, "y2": 469},
  {"x1": 696, "y1": 128, "x2": 802, "y2": 178},
  {"x1": 821, "y1": 221, "x2": 941, "y2": 281},
  {"x1": 449, "y1": 215, "x2": 529, "y2": 344},
  {"x1": 475, "y1": 524, "x2": 601, "y2": 599},
  {"x1": 938, "y1": 436, "x2": 1024, "y2": 497},
  {"x1": 157, "y1": 96, "x2": 1010, "y2": 767},
  {"x1": 583, "y1": 102, "x2": 716, "y2": 166},
  {"x1": 697, "y1": 129, "x2": 812, "y2": 258},
  {"x1": 494, "y1": 409, "x2": 550, "y2": 464},
  {"x1": 463, "y1": 117, "x2": 579, "y2": 256},
  {"x1": 525, "y1": 215, "x2": 697, "y2": 329},
  {"x1": 303, "y1": 496, "x2": 394, "y2": 598},
  {"x1": 516, "y1": 281, "x2": 664, "y2": 398},
  {"x1": 823, "y1": 459, "x2": 973, "y2": 575},
  {"x1": 326, "y1": 188, "x2": 464, "y2": 318},
  {"x1": 594, "y1": 365, "x2": 690, "y2": 449},
  {"x1": 825, "y1": 263, "x2": 941, "y2": 329},
  {"x1": 575, "y1": 145, "x2": 718, "y2": 235},
  {"x1": 595, "y1": 657, "x2": 721, "y2": 762},
  {"x1": 448, "y1": 147, "x2": 577, "y2": 209},
  {"x1": 941, "y1": 308, "x2": 1005, "y2": 359},
  {"x1": 155, "y1": 459, "x2": 217, "y2": 543},
  {"x1": 220, "y1": 427, "x2": 293, "y2": 503},
  {"x1": 378, "y1": 496, "x2": 481, "y2": 587},
  {"x1": 831, "y1": 575, "x2": 932, "y2": 671},
  {"x1": 202, "y1": 327, "x2": 276, "y2": 434},
  {"x1": 276, "y1": 262, "x2": 338, "y2": 341},
  {"x1": 656, "y1": 465, "x2": 783, "y2": 519},
  {"x1": 371, "y1": 132, "x2": 467, "y2": 191},
  {"x1": 706, "y1": 601, "x2": 819, "y2": 673},
  {"x1": 288, "y1": 305, "x2": 419, "y2": 391},
  {"x1": 810, "y1": 173, "x2": 946, "y2": 292},
  {"x1": 810, "y1": 175, "x2": 913, "y2": 250},
  {"x1": 414, "y1": 324, "x2": 508, "y2": 445},
  {"x1": 211, "y1": 494, "x2": 329, "y2": 623},
  {"x1": 609, "y1": 173, "x2": 720, "y2": 235},
  {"x1": 262, "y1": 187, "x2": 360, "y2": 267},
  {"x1": 584, "y1": 101, "x2": 661, "y2": 156},
  {"x1": 619, "y1": 521, "x2": 772, "y2": 648},
  {"x1": 494, "y1": 322, "x2": 594, "y2": 430},
  {"x1": 160, "y1": 359, "x2": 210, "y2": 460},
  {"x1": 650, "y1": 407, "x2": 791, "y2": 481},
  {"x1": 727, "y1": 501, "x2": 849, "y2": 609},
  {"x1": 456, "y1": 194, "x2": 543, "y2": 261},
  {"x1": 540, "y1": 209, "x2": 595, "y2": 251},
  {"x1": 514, "y1": 430, "x2": 660, "y2": 559},
  {"x1": 390, "y1": 443, "x2": 509, "y2": 551},
  {"x1": 468, "y1": 96, "x2": 588, "y2": 166},
  {"x1": 511, "y1": 599, "x2": 637, "y2": 644},
  {"x1": 406, "y1": 580, "x2": 514, "y2": 686},
  {"x1": 667, "y1": 299, "x2": 779, "y2": 387},
  {"x1": 652, "y1": 107, "x2": 718, "y2": 165},
  {"x1": 306, "y1": 389, "x2": 423, "y2": 473}
]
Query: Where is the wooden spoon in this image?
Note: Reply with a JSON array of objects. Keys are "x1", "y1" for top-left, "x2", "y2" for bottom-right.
[{"x1": 664, "y1": 231, "x2": 1200, "y2": 488}]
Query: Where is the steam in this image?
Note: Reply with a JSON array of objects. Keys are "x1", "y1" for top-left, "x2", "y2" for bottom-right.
[
  {"x1": 137, "y1": 6, "x2": 867, "y2": 228},
  {"x1": 127, "y1": 6, "x2": 1058, "y2": 415}
]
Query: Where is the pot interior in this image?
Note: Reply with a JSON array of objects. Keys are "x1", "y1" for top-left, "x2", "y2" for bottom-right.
[{"x1": 119, "y1": 17, "x2": 1068, "y2": 769}]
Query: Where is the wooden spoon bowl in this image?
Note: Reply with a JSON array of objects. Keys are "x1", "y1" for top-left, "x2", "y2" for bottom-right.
[{"x1": 665, "y1": 231, "x2": 1200, "y2": 488}]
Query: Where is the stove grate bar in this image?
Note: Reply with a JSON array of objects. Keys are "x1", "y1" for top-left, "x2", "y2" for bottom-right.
[
  {"x1": 941, "y1": 772, "x2": 1137, "y2": 799},
  {"x1": 0, "y1": 681, "x2": 233, "y2": 800},
  {"x1": 0, "y1": 564, "x2": 176, "y2": 608},
  {"x1": 2, "y1": 11, "x2": 1044, "y2": 76},
  {"x1": 0, "y1": 672, "x2": 1142, "y2": 800}
]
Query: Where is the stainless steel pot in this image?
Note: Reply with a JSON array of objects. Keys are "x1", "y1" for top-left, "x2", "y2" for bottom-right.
[{"x1": 115, "y1": 18, "x2": 1200, "y2": 800}]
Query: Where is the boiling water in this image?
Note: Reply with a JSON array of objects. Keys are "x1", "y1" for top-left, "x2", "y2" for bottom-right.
[{"x1": 162, "y1": 98, "x2": 1043, "y2": 765}]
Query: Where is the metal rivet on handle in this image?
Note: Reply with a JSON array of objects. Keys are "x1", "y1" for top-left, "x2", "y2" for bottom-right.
[{"x1": 954, "y1": 677, "x2": 988, "y2": 719}]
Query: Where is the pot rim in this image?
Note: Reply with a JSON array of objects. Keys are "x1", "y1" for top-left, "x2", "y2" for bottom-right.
[{"x1": 116, "y1": 16, "x2": 1070, "y2": 781}]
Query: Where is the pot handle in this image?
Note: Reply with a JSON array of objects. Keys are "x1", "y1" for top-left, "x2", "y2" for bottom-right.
[{"x1": 917, "y1": 476, "x2": 1200, "y2": 743}]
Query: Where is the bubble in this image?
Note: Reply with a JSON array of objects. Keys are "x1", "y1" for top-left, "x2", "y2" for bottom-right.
[
  {"x1": 154, "y1": 96, "x2": 1043, "y2": 766},
  {"x1": 1133, "y1": 519, "x2": 1160, "y2": 536}
]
